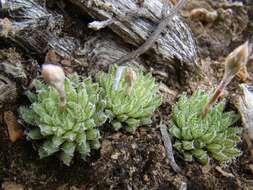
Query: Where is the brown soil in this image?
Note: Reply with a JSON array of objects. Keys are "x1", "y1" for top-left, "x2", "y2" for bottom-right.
[{"x1": 1, "y1": 0, "x2": 253, "y2": 190}]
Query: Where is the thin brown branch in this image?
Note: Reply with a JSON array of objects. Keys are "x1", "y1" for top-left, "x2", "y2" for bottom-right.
[{"x1": 113, "y1": 0, "x2": 188, "y2": 65}]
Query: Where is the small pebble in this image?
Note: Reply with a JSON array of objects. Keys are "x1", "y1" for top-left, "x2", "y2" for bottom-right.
[
  {"x1": 111, "y1": 152, "x2": 121, "y2": 160},
  {"x1": 143, "y1": 174, "x2": 150, "y2": 183}
]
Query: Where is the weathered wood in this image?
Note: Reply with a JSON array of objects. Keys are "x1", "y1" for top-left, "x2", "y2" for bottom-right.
[
  {"x1": 0, "y1": 0, "x2": 144, "y2": 70},
  {"x1": 0, "y1": 0, "x2": 79, "y2": 61},
  {"x1": 112, "y1": 0, "x2": 188, "y2": 66},
  {"x1": 0, "y1": 75, "x2": 18, "y2": 111},
  {"x1": 76, "y1": 32, "x2": 143, "y2": 73},
  {"x1": 69, "y1": 0, "x2": 197, "y2": 69},
  {"x1": 0, "y1": 49, "x2": 27, "y2": 111}
]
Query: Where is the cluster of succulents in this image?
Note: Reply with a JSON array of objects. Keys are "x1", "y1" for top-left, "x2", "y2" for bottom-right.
[
  {"x1": 20, "y1": 63, "x2": 243, "y2": 166},
  {"x1": 96, "y1": 66, "x2": 162, "y2": 133},
  {"x1": 169, "y1": 90, "x2": 242, "y2": 165},
  {"x1": 19, "y1": 74, "x2": 106, "y2": 165}
]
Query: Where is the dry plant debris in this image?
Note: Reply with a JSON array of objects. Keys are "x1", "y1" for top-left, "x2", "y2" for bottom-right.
[{"x1": 3, "y1": 111, "x2": 24, "y2": 142}]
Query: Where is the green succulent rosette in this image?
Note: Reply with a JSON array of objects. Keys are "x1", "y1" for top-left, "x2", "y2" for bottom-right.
[
  {"x1": 19, "y1": 74, "x2": 107, "y2": 165},
  {"x1": 169, "y1": 90, "x2": 241, "y2": 165},
  {"x1": 96, "y1": 66, "x2": 162, "y2": 133}
]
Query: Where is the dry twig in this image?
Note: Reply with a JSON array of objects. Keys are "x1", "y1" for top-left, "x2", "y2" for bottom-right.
[
  {"x1": 160, "y1": 123, "x2": 182, "y2": 173},
  {"x1": 113, "y1": 0, "x2": 188, "y2": 65},
  {"x1": 215, "y1": 166, "x2": 235, "y2": 178}
]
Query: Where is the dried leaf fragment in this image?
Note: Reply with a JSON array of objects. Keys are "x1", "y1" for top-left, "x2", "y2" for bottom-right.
[
  {"x1": 215, "y1": 166, "x2": 235, "y2": 178},
  {"x1": 249, "y1": 164, "x2": 253, "y2": 176},
  {"x1": 189, "y1": 8, "x2": 218, "y2": 23},
  {"x1": 0, "y1": 18, "x2": 13, "y2": 37},
  {"x1": 236, "y1": 66, "x2": 251, "y2": 82},
  {"x1": 45, "y1": 50, "x2": 61, "y2": 65},
  {"x1": 2, "y1": 181, "x2": 24, "y2": 190},
  {"x1": 3, "y1": 111, "x2": 24, "y2": 142}
]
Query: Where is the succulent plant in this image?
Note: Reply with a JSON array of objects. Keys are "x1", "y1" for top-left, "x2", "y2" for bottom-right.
[
  {"x1": 96, "y1": 66, "x2": 162, "y2": 133},
  {"x1": 169, "y1": 90, "x2": 241, "y2": 165},
  {"x1": 19, "y1": 74, "x2": 107, "y2": 165}
]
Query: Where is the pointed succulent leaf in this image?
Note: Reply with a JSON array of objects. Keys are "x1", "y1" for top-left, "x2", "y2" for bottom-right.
[
  {"x1": 77, "y1": 143, "x2": 91, "y2": 157},
  {"x1": 90, "y1": 139, "x2": 101, "y2": 150},
  {"x1": 200, "y1": 131, "x2": 217, "y2": 144},
  {"x1": 38, "y1": 148, "x2": 51, "y2": 159},
  {"x1": 211, "y1": 151, "x2": 229, "y2": 162},
  {"x1": 194, "y1": 140, "x2": 205, "y2": 149},
  {"x1": 181, "y1": 127, "x2": 193, "y2": 140},
  {"x1": 174, "y1": 141, "x2": 182, "y2": 151},
  {"x1": 38, "y1": 124, "x2": 54, "y2": 136},
  {"x1": 19, "y1": 107, "x2": 36, "y2": 125},
  {"x1": 183, "y1": 152, "x2": 193, "y2": 161},
  {"x1": 117, "y1": 114, "x2": 129, "y2": 122},
  {"x1": 191, "y1": 125, "x2": 205, "y2": 139},
  {"x1": 61, "y1": 142, "x2": 76, "y2": 156},
  {"x1": 207, "y1": 144, "x2": 223, "y2": 153},
  {"x1": 223, "y1": 147, "x2": 241, "y2": 157},
  {"x1": 182, "y1": 141, "x2": 195, "y2": 150},
  {"x1": 169, "y1": 124, "x2": 181, "y2": 139},
  {"x1": 39, "y1": 139, "x2": 59, "y2": 157},
  {"x1": 93, "y1": 112, "x2": 108, "y2": 126},
  {"x1": 86, "y1": 129, "x2": 100, "y2": 141},
  {"x1": 112, "y1": 121, "x2": 123, "y2": 131},
  {"x1": 125, "y1": 124, "x2": 138, "y2": 133},
  {"x1": 63, "y1": 131, "x2": 77, "y2": 141},
  {"x1": 140, "y1": 117, "x2": 153, "y2": 125},
  {"x1": 59, "y1": 151, "x2": 73, "y2": 166},
  {"x1": 26, "y1": 128, "x2": 43, "y2": 140},
  {"x1": 26, "y1": 91, "x2": 37, "y2": 103},
  {"x1": 193, "y1": 149, "x2": 209, "y2": 165},
  {"x1": 222, "y1": 139, "x2": 236, "y2": 148}
]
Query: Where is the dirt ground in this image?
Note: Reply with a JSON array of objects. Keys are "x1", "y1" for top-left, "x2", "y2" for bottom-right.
[{"x1": 1, "y1": 0, "x2": 253, "y2": 189}]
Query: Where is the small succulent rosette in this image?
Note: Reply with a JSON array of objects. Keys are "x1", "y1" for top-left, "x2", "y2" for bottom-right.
[
  {"x1": 19, "y1": 74, "x2": 107, "y2": 165},
  {"x1": 169, "y1": 90, "x2": 242, "y2": 165},
  {"x1": 96, "y1": 66, "x2": 162, "y2": 133}
]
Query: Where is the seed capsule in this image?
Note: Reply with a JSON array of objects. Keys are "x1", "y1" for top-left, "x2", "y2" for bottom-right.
[
  {"x1": 41, "y1": 64, "x2": 66, "y2": 110},
  {"x1": 125, "y1": 68, "x2": 137, "y2": 94},
  {"x1": 203, "y1": 41, "x2": 250, "y2": 116}
]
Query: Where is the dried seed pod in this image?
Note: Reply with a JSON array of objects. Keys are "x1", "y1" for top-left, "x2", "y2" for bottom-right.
[
  {"x1": 203, "y1": 41, "x2": 250, "y2": 116},
  {"x1": 41, "y1": 64, "x2": 66, "y2": 110},
  {"x1": 224, "y1": 41, "x2": 250, "y2": 80},
  {"x1": 125, "y1": 67, "x2": 137, "y2": 94}
]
